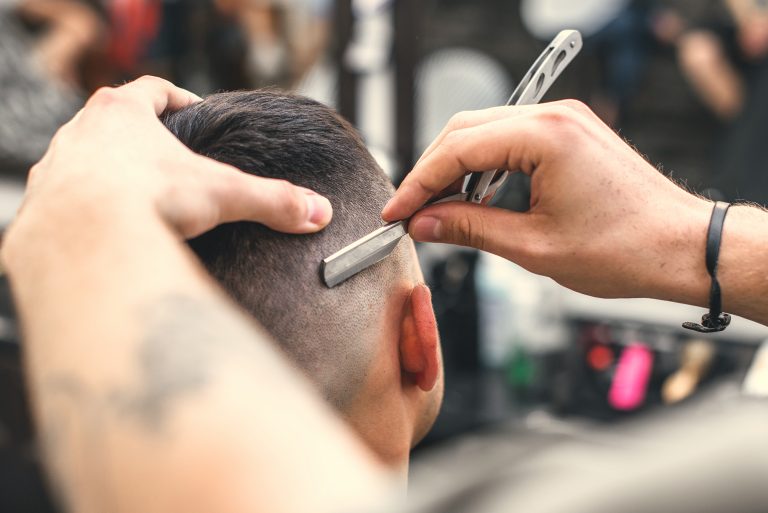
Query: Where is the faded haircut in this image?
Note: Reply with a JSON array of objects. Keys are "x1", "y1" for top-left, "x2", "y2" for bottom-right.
[{"x1": 162, "y1": 91, "x2": 408, "y2": 410}]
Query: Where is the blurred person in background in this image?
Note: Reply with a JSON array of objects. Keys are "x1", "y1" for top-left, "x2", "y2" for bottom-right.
[
  {"x1": 590, "y1": 0, "x2": 655, "y2": 126},
  {"x1": 585, "y1": 0, "x2": 656, "y2": 126},
  {"x1": 211, "y1": 0, "x2": 331, "y2": 88},
  {"x1": 0, "y1": 0, "x2": 105, "y2": 176},
  {"x1": 521, "y1": 0, "x2": 655, "y2": 126},
  {"x1": 13, "y1": 0, "x2": 105, "y2": 88},
  {"x1": 658, "y1": 0, "x2": 767, "y2": 121},
  {"x1": 655, "y1": 0, "x2": 768, "y2": 203},
  {"x1": 0, "y1": 0, "x2": 333, "y2": 179}
]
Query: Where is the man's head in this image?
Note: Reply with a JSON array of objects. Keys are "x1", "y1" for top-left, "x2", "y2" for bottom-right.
[{"x1": 162, "y1": 91, "x2": 443, "y2": 467}]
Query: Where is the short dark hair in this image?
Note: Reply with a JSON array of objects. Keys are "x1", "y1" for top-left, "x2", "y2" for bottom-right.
[{"x1": 162, "y1": 91, "x2": 409, "y2": 409}]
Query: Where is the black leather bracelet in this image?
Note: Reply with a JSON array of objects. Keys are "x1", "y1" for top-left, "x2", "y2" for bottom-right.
[{"x1": 683, "y1": 201, "x2": 731, "y2": 333}]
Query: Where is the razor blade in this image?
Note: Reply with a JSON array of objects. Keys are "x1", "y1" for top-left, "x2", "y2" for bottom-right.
[
  {"x1": 321, "y1": 29, "x2": 583, "y2": 288},
  {"x1": 321, "y1": 221, "x2": 407, "y2": 288}
]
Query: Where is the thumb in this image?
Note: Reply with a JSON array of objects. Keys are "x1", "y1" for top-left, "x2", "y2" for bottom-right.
[
  {"x1": 210, "y1": 161, "x2": 333, "y2": 234},
  {"x1": 408, "y1": 202, "x2": 539, "y2": 259}
]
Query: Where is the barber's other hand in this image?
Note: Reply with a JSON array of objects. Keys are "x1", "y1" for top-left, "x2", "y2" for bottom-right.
[
  {"x1": 383, "y1": 100, "x2": 712, "y2": 302},
  {"x1": 18, "y1": 76, "x2": 332, "y2": 239}
]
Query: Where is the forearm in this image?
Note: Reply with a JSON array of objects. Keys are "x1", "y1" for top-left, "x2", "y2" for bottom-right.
[
  {"x1": 650, "y1": 199, "x2": 768, "y2": 326},
  {"x1": 718, "y1": 204, "x2": 768, "y2": 325},
  {"x1": 3, "y1": 197, "x2": 388, "y2": 513}
]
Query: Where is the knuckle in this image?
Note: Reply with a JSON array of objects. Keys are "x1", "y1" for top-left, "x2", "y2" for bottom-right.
[
  {"x1": 27, "y1": 164, "x2": 40, "y2": 185},
  {"x1": 452, "y1": 213, "x2": 485, "y2": 251},
  {"x1": 536, "y1": 104, "x2": 591, "y2": 138},
  {"x1": 50, "y1": 122, "x2": 69, "y2": 143},
  {"x1": 45, "y1": 122, "x2": 75, "y2": 152},
  {"x1": 87, "y1": 86, "x2": 120, "y2": 108},
  {"x1": 135, "y1": 74, "x2": 169, "y2": 87},
  {"x1": 523, "y1": 237, "x2": 553, "y2": 262},
  {"x1": 442, "y1": 130, "x2": 464, "y2": 151},
  {"x1": 538, "y1": 105, "x2": 576, "y2": 127},
  {"x1": 448, "y1": 111, "x2": 471, "y2": 129},
  {"x1": 411, "y1": 174, "x2": 441, "y2": 197},
  {"x1": 278, "y1": 181, "x2": 307, "y2": 221},
  {"x1": 555, "y1": 99, "x2": 591, "y2": 116}
]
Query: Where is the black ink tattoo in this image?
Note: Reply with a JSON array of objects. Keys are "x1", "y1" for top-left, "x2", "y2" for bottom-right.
[
  {"x1": 115, "y1": 294, "x2": 261, "y2": 431},
  {"x1": 35, "y1": 293, "x2": 266, "y2": 510},
  {"x1": 109, "y1": 298, "x2": 213, "y2": 430}
]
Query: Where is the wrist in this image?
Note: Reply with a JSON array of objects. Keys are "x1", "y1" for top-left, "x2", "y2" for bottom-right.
[
  {"x1": 647, "y1": 198, "x2": 768, "y2": 326},
  {"x1": 716, "y1": 204, "x2": 768, "y2": 323},
  {"x1": 2, "y1": 185, "x2": 160, "y2": 276},
  {"x1": 646, "y1": 194, "x2": 712, "y2": 308}
]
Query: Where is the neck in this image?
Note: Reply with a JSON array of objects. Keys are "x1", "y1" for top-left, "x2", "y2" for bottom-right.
[
  {"x1": 340, "y1": 335, "x2": 415, "y2": 480},
  {"x1": 341, "y1": 393, "x2": 413, "y2": 477},
  {"x1": 340, "y1": 286, "x2": 422, "y2": 482}
]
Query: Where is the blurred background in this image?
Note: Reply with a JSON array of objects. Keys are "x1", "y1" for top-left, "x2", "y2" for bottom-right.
[{"x1": 2, "y1": 1, "x2": 768, "y2": 511}]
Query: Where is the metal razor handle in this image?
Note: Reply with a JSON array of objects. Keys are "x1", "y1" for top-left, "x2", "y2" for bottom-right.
[
  {"x1": 465, "y1": 29, "x2": 583, "y2": 204},
  {"x1": 320, "y1": 30, "x2": 584, "y2": 288}
]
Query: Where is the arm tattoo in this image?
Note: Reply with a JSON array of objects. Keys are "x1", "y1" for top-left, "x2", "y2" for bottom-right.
[
  {"x1": 36, "y1": 294, "x2": 266, "y2": 510},
  {"x1": 109, "y1": 296, "x2": 217, "y2": 430}
]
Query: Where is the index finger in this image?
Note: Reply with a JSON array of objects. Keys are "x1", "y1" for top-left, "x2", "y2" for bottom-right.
[
  {"x1": 117, "y1": 75, "x2": 202, "y2": 115},
  {"x1": 416, "y1": 105, "x2": 532, "y2": 166},
  {"x1": 382, "y1": 112, "x2": 550, "y2": 221}
]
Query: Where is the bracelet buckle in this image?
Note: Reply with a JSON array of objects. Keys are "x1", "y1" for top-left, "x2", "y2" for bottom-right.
[{"x1": 683, "y1": 312, "x2": 731, "y2": 333}]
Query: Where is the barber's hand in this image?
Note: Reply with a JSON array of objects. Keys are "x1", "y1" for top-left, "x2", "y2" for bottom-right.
[
  {"x1": 18, "y1": 76, "x2": 332, "y2": 240},
  {"x1": 383, "y1": 100, "x2": 712, "y2": 302}
]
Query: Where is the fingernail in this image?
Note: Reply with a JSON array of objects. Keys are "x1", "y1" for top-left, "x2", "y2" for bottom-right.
[
  {"x1": 305, "y1": 192, "x2": 332, "y2": 225},
  {"x1": 410, "y1": 216, "x2": 442, "y2": 242}
]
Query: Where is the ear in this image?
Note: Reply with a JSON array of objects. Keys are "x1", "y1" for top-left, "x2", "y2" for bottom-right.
[{"x1": 399, "y1": 284, "x2": 440, "y2": 392}]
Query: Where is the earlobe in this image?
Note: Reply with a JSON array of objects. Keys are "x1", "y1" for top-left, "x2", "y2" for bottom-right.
[{"x1": 399, "y1": 284, "x2": 440, "y2": 392}]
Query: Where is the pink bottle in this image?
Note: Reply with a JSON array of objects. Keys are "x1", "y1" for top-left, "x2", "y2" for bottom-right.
[{"x1": 608, "y1": 343, "x2": 653, "y2": 411}]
